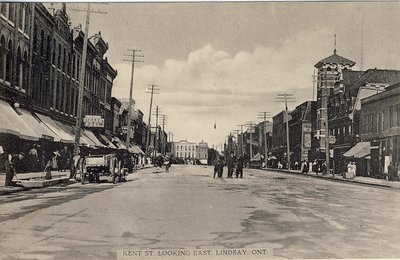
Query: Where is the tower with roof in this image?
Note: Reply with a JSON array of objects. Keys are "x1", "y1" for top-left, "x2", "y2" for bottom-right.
[{"x1": 314, "y1": 38, "x2": 356, "y2": 156}]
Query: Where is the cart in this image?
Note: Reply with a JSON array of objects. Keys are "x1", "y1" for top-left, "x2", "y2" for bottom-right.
[{"x1": 81, "y1": 154, "x2": 122, "y2": 184}]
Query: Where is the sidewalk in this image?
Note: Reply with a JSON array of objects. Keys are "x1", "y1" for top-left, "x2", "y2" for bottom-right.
[
  {"x1": 263, "y1": 168, "x2": 400, "y2": 189},
  {"x1": 0, "y1": 170, "x2": 70, "y2": 195},
  {"x1": 0, "y1": 165, "x2": 154, "y2": 195}
]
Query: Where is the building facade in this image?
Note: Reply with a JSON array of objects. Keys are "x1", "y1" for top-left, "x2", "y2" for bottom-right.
[
  {"x1": 360, "y1": 82, "x2": 400, "y2": 177},
  {"x1": 172, "y1": 140, "x2": 197, "y2": 159}
]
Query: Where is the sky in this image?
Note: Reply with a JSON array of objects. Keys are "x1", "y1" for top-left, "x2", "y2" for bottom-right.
[{"x1": 63, "y1": 2, "x2": 400, "y2": 148}]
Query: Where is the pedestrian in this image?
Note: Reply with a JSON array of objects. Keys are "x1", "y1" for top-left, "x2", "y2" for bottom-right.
[
  {"x1": 218, "y1": 156, "x2": 224, "y2": 178},
  {"x1": 396, "y1": 161, "x2": 400, "y2": 181},
  {"x1": 52, "y1": 150, "x2": 60, "y2": 171},
  {"x1": 28, "y1": 145, "x2": 39, "y2": 172},
  {"x1": 236, "y1": 155, "x2": 244, "y2": 178},
  {"x1": 227, "y1": 152, "x2": 235, "y2": 178},
  {"x1": 294, "y1": 161, "x2": 299, "y2": 171},
  {"x1": 44, "y1": 160, "x2": 52, "y2": 180},
  {"x1": 213, "y1": 158, "x2": 220, "y2": 178},
  {"x1": 388, "y1": 161, "x2": 395, "y2": 181}
]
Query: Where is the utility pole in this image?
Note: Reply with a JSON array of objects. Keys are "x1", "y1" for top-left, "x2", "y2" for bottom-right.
[
  {"x1": 246, "y1": 121, "x2": 256, "y2": 159},
  {"x1": 153, "y1": 106, "x2": 161, "y2": 159},
  {"x1": 276, "y1": 93, "x2": 295, "y2": 169},
  {"x1": 71, "y1": 3, "x2": 107, "y2": 156},
  {"x1": 237, "y1": 124, "x2": 245, "y2": 156},
  {"x1": 145, "y1": 84, "x2": 159, "y2": 164},
  {"x1": 258, "y1": 111, "x2": 271, "y2": 167},
  {"x1": 123, "y1": 49, "x2": 143, "y2": 150},
  {"x1": 160, "y1": 114, "x2": 168, "y2": 156},
  {"x1": 232, "y1": 130, "x2": 241, "y2": 156}
]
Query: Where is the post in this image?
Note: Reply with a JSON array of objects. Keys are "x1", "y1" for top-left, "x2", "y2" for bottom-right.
[
  {"x1": 276, "y1": 93, "x2": 295, "y2": 170},
  {"x1": 126, "y1": 50, "x2": 136, "y2": 150},
  {"x1": 285, "y1": 98, "x2": 291, "y2": 170},
  {"x1": 74, "y1": 3, "x2": 91, "y2": 156},
  {"x1": 145, "y1": 85, "x2": 157, "y2": 164}
]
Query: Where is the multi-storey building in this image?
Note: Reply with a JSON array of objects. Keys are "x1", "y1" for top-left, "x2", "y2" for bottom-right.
[
  {"x1": 288, "y1": 101, "x2": 317, "y2": 164},
  {"x1": 0, "y1": 3, "x2": 32, "y2": 104},
  {"x1": 171, "y1": 140, "x2": 197, "y2": 159},
  {"x1": 329, "y1": 69, "x2": 400, "y2": 173},
  {"x1": 359, "y1": 82, "x2": 400, "y2": 177},
  {"x1": 197, "y1": 141, "x2": 208, "y2": 162}
]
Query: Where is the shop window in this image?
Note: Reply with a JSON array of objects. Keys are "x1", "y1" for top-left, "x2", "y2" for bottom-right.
[{"x1": 5, "y1": 40, "x2": 12, "y2": 83}]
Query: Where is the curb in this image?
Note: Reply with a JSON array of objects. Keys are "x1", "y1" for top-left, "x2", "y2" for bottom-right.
[{"x1": 262, "y1": 168, "x2": 396, "y2": 189}]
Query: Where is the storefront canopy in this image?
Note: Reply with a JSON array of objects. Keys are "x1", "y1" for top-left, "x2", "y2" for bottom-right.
[
  {"x1": 343, "y1": 142, "x2": 370, "y2": 158},
  {"x1": 36, "y1": 114, "x2": 75, "y2": 143},
  {"x1": 18, "y1": 109, "x2": 60, "y2": 141},
  {"x1": 0, "y1": 100, "x2": 39, "y2": 141},
  {"x1": 98, "y1": 134, "x2": 118, "y2": 149},
  {"x1": 82, "y1": 129, "x2": 105, "y2": 148}
]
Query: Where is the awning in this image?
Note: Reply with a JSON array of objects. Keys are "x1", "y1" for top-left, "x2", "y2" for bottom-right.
[
  {"x1": 0, "y1": 100, "x2": 39, "y2": 141},
  {"x1": 343, "y1": 142, "x2": 370, "y2": 158},
  {"x1": 17, "y1": 109, "x2": 60, "y2": 141},
  {"x1": 83, "y1": 129, "x2": 105, "y2": 147},
  {"x1": 55, "y1": 123, "x2": 97, "y2": 147},
  {"x1": 36, "y1": 114, "x2": 75, "y2": 143},
  {"x1": 129, "y1": 144, "x2": 144, "y2": 154},
  {"x1": 134, "y1": 145, "x2": 144, "y2": 155},
  {"x1": 98, "y1": 134, "x2": 118, "y2": 149},
  {"x1": 111, "y1": 136, "x2": 128, "y2": 150}
]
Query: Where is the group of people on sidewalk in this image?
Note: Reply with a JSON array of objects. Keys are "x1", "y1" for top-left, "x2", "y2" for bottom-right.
[
  {"x1": 213, "y1": 152, "x2": 245, "y2": 179},
  {"x1": 2, "y1": 144, "x2": 73, "y2": 187}
]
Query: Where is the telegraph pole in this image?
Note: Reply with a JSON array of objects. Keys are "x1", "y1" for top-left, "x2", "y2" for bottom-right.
[
  {"x1": 276, "y1": 93, "x2": 295, "y2": 169},
  {"x1": 237, "y1": 124, "x2": 245, "y2": 156},
  {"x1": 71, "y1": 3, "x2": 107, "y2": 156},
  {"x1": 153, "y1": 106, "x2": 161, "y2": 159},
  {"x1": 160, "y1": 114, "x2": 168, "y2": 156},
  {"x1": 232, "y1": 130, "x2": 241, "y2": 156},
  {"x1": 145, "y1": 84, "x2": 159, "y2": 164},
  {"x1": 258, "y1": 111, "x2": 271, "y2": 167},
  {"x1": 246, "y1": 121, "x2": 256, "y2": 159},
  {"x1": 123, "y1": 49, "x2": 143, "y2": 150}
]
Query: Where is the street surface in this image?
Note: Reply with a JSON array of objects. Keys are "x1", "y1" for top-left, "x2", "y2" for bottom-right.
[{"x1": 0, "y1": 165, "x2": 400, "y2": 259}]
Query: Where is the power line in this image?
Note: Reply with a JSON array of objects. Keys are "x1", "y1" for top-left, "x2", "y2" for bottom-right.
[
  {"x1": 276, "y1": 93, "x2": 296, "y2": 169},
  {"x1": 123, "y1": 49, "x2": 144, "y2": 150},
  {"x1": 72, "y1": 3, "x2": 107, "y2": 157},
  {"x1": 144, "y1": 84, "x2": 159, "y2": 163}
]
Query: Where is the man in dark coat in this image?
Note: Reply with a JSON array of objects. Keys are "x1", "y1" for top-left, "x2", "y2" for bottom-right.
[
  {"x1": 388, "y1": 161, "x2": 395, "y2": 181},
  {"x1": 236, "y1": 155, "x2": 244, "y2": 178},
  {"x1": 213, "y1": 158, "x2": 220, "y2": 178},
  {"x1": 217, "y1": 156, "x2": 224, "y2": 178},
  {"x1": 227, "y1": 152, "x2": 235, "y2": 178}
]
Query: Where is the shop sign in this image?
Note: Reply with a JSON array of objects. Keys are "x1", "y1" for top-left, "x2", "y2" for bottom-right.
[{"x1": 83, "y1": 115, "x2": 104, "y2": 128}]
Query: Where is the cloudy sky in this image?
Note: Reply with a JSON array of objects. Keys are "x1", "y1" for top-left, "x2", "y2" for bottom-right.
[{"x1": 65, "y1": 2, "x2": 400, "y2": 147}]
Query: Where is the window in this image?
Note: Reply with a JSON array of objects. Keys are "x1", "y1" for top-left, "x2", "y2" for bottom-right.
[
  {"x1": 40, "y1": 31, "x2": 44, "y2": 56},
  {"x1": 1, "y1": 3, "x2": 8, "y2": 17},
  {"x1": 5, "y1": 40, "x2": 12, "y2": 83},
  {"x1": 0, "y1": 36, "x2": 5, "y2": 80},
  {"x1": 57, "y1": 44, "x2": 61, "y2": 68}
]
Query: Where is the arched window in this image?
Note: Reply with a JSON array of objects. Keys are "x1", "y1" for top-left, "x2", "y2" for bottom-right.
[
  {"x1": 46, "y1": 35, "x2": 51, "y2": 58},
  {"x1": 62, "y1": 47, "x2": 66, "y2": 72},
  {"x1": 57, "y1": 44, "x2": 61, "y2": 68},
  {"x1": 8, "y1": 3, "x2": 13, "y2": 22},
  {"x1": 5, "y1": 40, "x2": 12, "y2": 83},
  {"x1": 23, "y1": 51, "x2": 28, "y2": 90},
  {"x1": 16, "y1": 47, "x2": 21, "y2": 87},
  {"x1": 0, "y1": 35, "x2": 5, "y2": 80},
  {"x1": 52, "y1": 39, "x2": 56, "y2": 64},
  {"x1": 18, "y1": 4, "x2": 23, "y2": 30},
  {"x1": 40, "y1": 30, "x2": 44, "y2": 56},
  {"x1": 33, "y1": 26, "x2": 37, "y2": 52}
]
